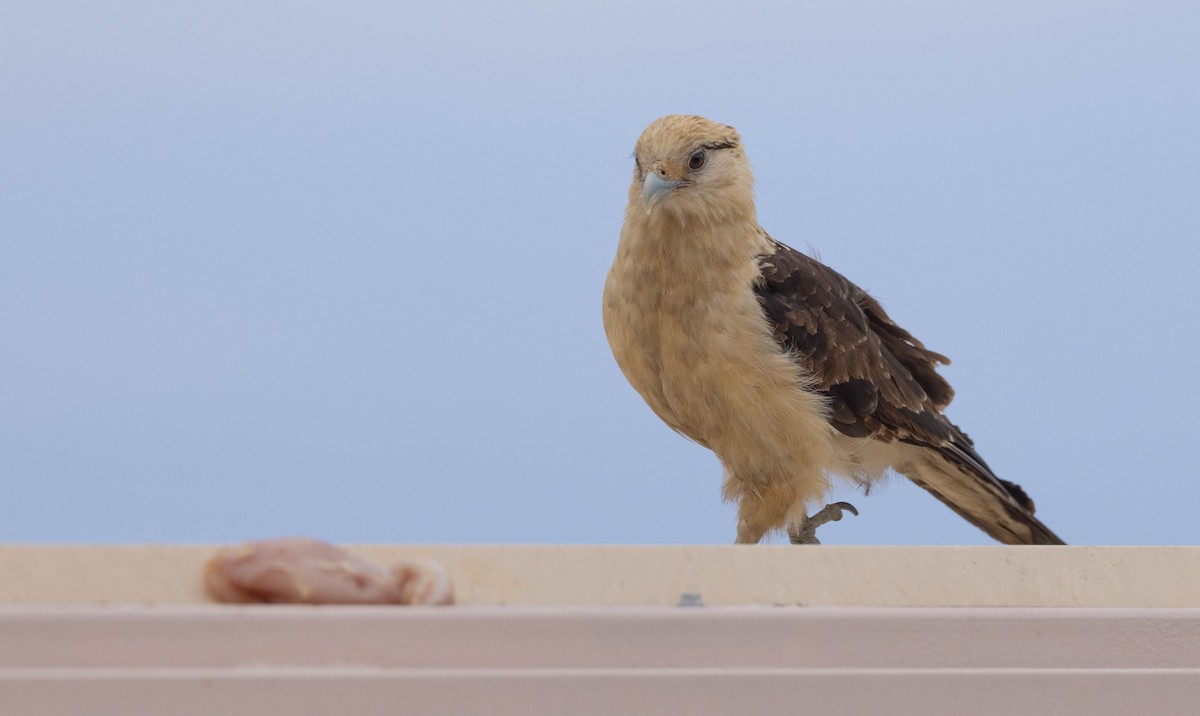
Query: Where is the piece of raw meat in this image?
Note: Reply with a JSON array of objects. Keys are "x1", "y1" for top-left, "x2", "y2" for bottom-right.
[{"x1": 205, "y1": 537, "x2": 454, "y2": 605}]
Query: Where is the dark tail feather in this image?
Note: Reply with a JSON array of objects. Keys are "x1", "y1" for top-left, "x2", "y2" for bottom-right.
[{"x1": 905, "y1": 450, "x2": 1065, "y2": 545}]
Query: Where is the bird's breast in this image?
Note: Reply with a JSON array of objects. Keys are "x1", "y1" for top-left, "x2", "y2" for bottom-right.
[{"x1": 603, "y1": 239, "x2": 805, "y2": 446}]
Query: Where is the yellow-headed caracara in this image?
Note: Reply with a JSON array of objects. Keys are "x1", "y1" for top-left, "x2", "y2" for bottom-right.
[{"x1": 603, "y1": 115, "x2": 1063, "y2": 545}]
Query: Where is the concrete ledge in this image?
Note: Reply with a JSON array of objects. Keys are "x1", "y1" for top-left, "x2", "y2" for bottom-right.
[
  {"x1": 4, "y1": 546, "x2": 1200, "y2": 714},
  {"x1": 2, "y1": 545, "x2": 1199, "y2": 607}
]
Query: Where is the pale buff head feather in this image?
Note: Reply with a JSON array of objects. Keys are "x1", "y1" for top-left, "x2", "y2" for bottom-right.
[{"x1": 628, "y1": 115, "x2": 756, "y2": 227}]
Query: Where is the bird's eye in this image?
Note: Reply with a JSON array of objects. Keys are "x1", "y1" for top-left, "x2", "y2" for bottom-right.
[{"x1": 688, "y1": 149, "x2": 707, "y2": 171}]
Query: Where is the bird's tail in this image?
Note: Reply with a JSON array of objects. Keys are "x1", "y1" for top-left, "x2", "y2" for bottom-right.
[{"x1": 902, "y1": 448, "x2": 1065, "y2": 545}]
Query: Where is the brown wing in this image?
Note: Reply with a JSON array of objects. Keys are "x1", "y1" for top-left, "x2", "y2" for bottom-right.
[{"x1": 754, "y1": 236, "x2": 1063, "y2": 545}]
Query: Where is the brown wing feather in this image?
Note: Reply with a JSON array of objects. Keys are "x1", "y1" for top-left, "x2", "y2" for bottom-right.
[{"x1": 754, "y1": 236, "x2": 1063, "y2": 545}]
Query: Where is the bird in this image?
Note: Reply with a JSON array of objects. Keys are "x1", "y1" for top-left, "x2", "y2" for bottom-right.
[{"x1": 602, "y1": 114, "x2": 1063, "y2": 545}]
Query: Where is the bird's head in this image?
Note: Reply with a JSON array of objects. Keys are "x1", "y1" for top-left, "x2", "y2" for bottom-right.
[{"x1": 629, "y1": 115, "x2": 754, "y2": 224}]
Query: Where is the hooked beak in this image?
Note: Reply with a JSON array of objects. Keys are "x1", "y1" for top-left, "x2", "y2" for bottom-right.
[{"x1": 642, "y1": 172, "x2": 681, "y2": 215}]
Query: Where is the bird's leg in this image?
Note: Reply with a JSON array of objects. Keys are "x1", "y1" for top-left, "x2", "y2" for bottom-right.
[
  {"x1": 733, "y1": 492, "x2": 788, "y2": 544},
  {"x1": 735, "y1": 518, "x2": 768, "y2": 545},
  {"x1": 788, "y1": 502, "x2": 859, "y2": 545}
]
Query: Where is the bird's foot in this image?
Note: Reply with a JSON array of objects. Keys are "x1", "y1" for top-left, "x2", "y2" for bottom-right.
[{"x1": 788, "y1": 502, "x2": 859, "y2": 545}]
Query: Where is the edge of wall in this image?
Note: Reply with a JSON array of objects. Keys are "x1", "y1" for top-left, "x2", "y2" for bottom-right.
[{"x1": 2, "y1": 544, "x2": 1198, "y2": 607}]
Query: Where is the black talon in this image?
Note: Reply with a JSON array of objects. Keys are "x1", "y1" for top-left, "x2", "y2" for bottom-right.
[
  {"x1": 788, "y1": 502, "x2": 859, "y2": 545},
  {"x1": 828, "y1": 501, "x2": 859, "y2": 519}
]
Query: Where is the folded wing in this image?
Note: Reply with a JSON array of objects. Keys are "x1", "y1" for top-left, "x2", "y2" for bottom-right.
[{"x1": 754, "y1": 236, "x2": 1063, "y2": 545}]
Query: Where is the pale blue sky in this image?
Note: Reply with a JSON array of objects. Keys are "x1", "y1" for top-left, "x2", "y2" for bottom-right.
[{"x1": 2, "y1": 2, "x2": 1197, "y2": 544}]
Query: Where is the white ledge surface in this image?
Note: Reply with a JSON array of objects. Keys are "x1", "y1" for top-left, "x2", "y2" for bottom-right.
[
  {"x1": 2, "y1": 544, "x2": 1199, "y2": 607},
  {"x1": 4, "y1": 546, "x2": 1200, "y2": 714}
]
